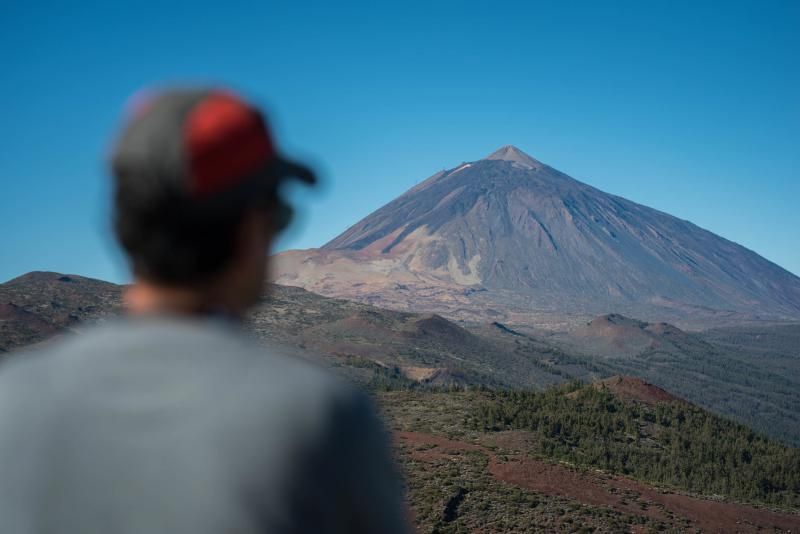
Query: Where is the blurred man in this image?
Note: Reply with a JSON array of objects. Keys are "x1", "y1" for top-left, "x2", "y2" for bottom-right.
[{"x1": 0, "y1": 88, "x2": 408, "y2": 533}]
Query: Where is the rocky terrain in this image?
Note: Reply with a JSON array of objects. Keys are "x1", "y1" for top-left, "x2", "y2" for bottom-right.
[
  {"x1": 2, "y1": 271, "x2": 799, "y2": 447},
  {"x1": 0, "y1": 272, "x2": 121, "y2": 353},
  {"x1": 273, "y1": 146, "x2": 800, "y2": 329},
  {"x1": 1, "y1": 271, "x2": 799, "y2": 531},
  {"x1": 0, "y1": 272, "x2": 596, "y2": 389},
  {"x1": 246, "y1": 282, "x2": 597, "y2": 389}
]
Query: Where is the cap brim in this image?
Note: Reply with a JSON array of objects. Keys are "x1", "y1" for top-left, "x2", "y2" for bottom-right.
[{"x1": 272, "y1": 156, "x2": 316, "y2": 185}]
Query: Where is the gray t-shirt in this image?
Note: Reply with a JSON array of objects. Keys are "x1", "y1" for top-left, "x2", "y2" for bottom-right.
[{"x1": 0, "y1": 316, "x2": 407, "y2": 534}]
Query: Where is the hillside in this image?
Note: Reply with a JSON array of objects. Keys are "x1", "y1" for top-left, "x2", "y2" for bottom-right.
[
  {"x1": 571, "y1": 313, "x2": 697, "y2": 357},
  {"x1": 3, "y1": 271, "x2": 800, "y2": 446},
  {"x1": 273, "y1": 146, "x2": 800, "y2": 329},
  {"x1": 593, "y1": 375, "x2": 686, "y2": 404},
  {"x1": 383, "y1": 384, "x2": 800, "y2": 532},
  {"x1": 1, "y1": 271, "x2": 799, "y2": 530},
  {"x1": 545, "y1": 314, "x2": 800, "y2": 446},
  {"x1": 249, "y1": 285, "x2": 600, "y2": 389},
  {"x1": 0, "y1": 272, "x2": 122, "y2": 352},
  {"x1": 0, "y1": 272, "x2": 590, "y2": 389}
]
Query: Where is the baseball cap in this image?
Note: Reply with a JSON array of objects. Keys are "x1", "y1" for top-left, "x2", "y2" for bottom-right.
[{"x1": 111, "y1": 87, "x2": 315, "y2": 228}]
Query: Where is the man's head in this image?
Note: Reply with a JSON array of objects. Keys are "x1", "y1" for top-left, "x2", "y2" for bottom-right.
[{"x1": 110, "y1": 88, "x2": 315, "y2": 316}]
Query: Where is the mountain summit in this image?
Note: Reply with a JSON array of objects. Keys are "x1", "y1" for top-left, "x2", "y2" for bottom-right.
[
  {"x1": 273, "y1": 146, "x2": 800, "y2": 328},
  {"x1": 484, "y1": 145, "x2": 542, "y2": 169}
]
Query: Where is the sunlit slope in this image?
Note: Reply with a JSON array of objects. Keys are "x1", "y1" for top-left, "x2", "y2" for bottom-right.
[{"x1": 274, "y1": 146, "x2": 800, "y2": 327}]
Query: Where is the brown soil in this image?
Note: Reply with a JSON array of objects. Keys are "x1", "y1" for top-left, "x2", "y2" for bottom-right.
[
  {"x1": 395, "y1": 431, "x2": 800, "y2": 533},
  {"x1": 404, "y1": 314, "x2": 473, "y2": 343},
  {"x1": 0, "y1": 303, "x2": 56, "y2": 331},
  {"x1": 576, "y1": 314, "x2": 655, "y2": 348},
  {"x1": 598, "y1": 375, "x2": 685, "y2": 405},
  {"x1": 402, "y1": 367, "x2": 445, "y2": 382}
]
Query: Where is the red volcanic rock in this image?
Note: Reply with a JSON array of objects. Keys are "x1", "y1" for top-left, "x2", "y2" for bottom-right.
[{"x1": 597, "y1": 375, "x2": 685, "y2": 405}]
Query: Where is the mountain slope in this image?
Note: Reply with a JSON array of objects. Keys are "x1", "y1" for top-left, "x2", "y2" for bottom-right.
[
  {"x1": 549, "y1": 314, "x2": 800, "y2": 446},
  {"x1": 3, "y1": 271, "x2": 799, "y2": 445},
  {"x1": 0, "y1": 272, "x2": 122, "y2": 352},
  {"x1": 2, "y1": 273, "x2": 798, "y2": 530},
  {"x1": 273, "y1": 145, "x2": 800, "y2": 328},
  {"x1": 0, "y1": 272, "x2": 583, "y2": 388}
]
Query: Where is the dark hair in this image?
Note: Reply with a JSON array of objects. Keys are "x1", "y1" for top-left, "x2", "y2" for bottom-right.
[{"x1": 112, "y1": 167, "x2": 278, "y2": 286}]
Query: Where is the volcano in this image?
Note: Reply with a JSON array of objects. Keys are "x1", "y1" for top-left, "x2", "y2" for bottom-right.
[{"x1": 272, "y1": 146, "x2": 800, "y2": 328}]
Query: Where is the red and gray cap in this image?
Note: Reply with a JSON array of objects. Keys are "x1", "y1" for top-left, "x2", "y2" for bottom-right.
[{"x1": 111, "y1": 87, "x2": 315, "y2": 208}]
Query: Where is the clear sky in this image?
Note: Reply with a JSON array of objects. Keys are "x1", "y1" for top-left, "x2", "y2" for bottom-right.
[{"x1": 2, "y1": 0, "x2": 798, "y2": 283}]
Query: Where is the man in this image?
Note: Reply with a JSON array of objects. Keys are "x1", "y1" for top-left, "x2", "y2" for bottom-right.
[{"x1": 0, "y1": 88, "x2": 408, "y2": 533}]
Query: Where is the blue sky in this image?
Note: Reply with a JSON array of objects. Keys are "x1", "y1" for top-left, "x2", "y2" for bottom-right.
[{"x1": 1, "y1": 0, "x2": 798, "y2": 283}]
